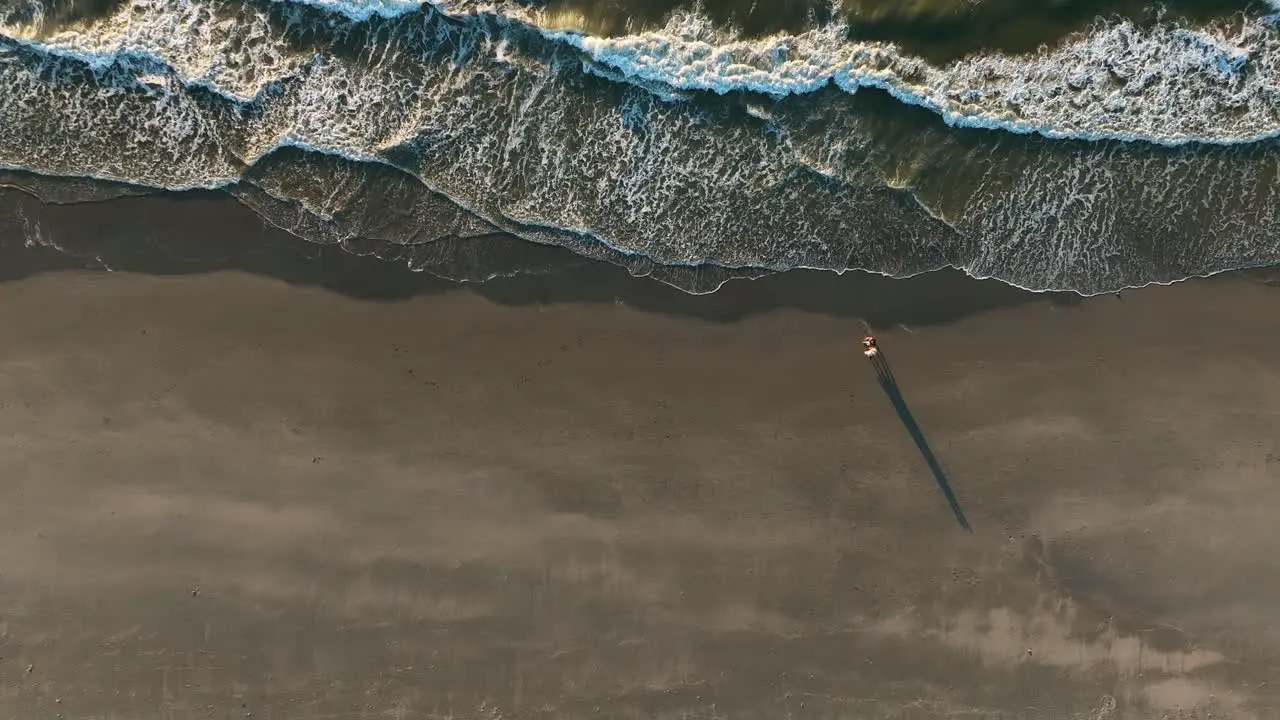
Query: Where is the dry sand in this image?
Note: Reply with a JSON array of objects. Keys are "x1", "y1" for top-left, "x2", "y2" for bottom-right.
[{"x1": 0, "y1": 193, "x2": 1279, "y2": 719}]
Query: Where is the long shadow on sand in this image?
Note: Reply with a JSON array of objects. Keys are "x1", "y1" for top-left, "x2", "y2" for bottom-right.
[{"x1": 869, "y1": 349, "x2": 972, "y2": 532}]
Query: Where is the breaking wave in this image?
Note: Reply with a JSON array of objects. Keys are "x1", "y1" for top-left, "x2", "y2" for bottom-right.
[
  {"x1": 555, "y1": 15, "x2": 1280, "y2": 146},
  {"x1": 2, "y1": 0, "x2": 1280, "y2": 294}
]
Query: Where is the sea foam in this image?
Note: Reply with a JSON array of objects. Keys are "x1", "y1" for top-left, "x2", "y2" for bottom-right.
[
  {"x1": 550, "y1": 13, "x2": 1279, "y2": 146},
  {"x1": 9, "y1": 0, "x2": 1280, "y2": 145},
  {"x1": 3, "y1": 0, "x2": 1280, "y2": 296}
]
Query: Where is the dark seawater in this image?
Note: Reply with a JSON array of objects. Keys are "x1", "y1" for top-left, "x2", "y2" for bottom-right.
[{"x1": 1, "y1": 0, "x2": 1279, "y2": 294}]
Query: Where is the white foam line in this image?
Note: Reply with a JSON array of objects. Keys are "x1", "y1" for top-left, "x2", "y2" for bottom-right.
[
  {"x1": 549, "y1": 15, "x2": 1280, "y2": 147},
  {"x1": 4, "y1": 0, "x2": 1279, "y2": 296},
  {"x1": 0, "y1": 37, "x2": 288, "y2": 103},
  {"x1": 7, "y1": 0, "x2": 1279, "y2": 147},
  {"x1": 250, "y1": 0, "x2": 1280, "y2": 147}
]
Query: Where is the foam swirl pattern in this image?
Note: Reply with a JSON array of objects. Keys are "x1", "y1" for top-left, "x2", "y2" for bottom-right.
[{"x1": 2, "y1": 0, "x2": 1279, "y2": 293}]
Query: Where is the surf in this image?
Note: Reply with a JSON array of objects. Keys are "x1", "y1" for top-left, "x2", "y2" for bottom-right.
[{"x1": 3, "y1": 0, "x2": 1280, "y2": 296}]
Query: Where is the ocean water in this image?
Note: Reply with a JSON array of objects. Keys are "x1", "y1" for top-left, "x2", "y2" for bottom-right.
[{"x1": 2, "y1": 0, "x2": 1279, "y2": 293}]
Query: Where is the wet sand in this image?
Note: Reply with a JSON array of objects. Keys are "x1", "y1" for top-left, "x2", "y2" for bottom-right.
[{"x1": 1, "y1": 198, "x2": 1279, "y2": 719}]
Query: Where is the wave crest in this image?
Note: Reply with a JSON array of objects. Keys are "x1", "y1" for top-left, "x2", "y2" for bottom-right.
[
  {"x1": 554, "y1": 12, "x2": 1280, "y2": 146},
  {"x1": 3, "y1": 0, "x2": 1280, "y2": 295}
]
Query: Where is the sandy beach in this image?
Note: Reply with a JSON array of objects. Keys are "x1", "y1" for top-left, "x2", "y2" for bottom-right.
[{"x1": 0, "y1": 193, "x2": 1278, "y2": 719}]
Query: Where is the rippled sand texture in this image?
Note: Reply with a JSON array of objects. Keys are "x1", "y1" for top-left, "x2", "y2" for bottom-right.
[{"x1": 0, "y1": 246, "x2": 1278, "y2": 718}]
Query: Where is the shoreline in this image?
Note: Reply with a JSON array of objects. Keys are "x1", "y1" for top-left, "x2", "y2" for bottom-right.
[
  {"x1": 6, "y1": 180, "x2": 1275, "y2": 308},
  {"x1": 0, "y1": 183, "x2": 1278, "y2": 719},
  {"x1": 0, "y1": 183, "x2": 1093, "y2": 324}
]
